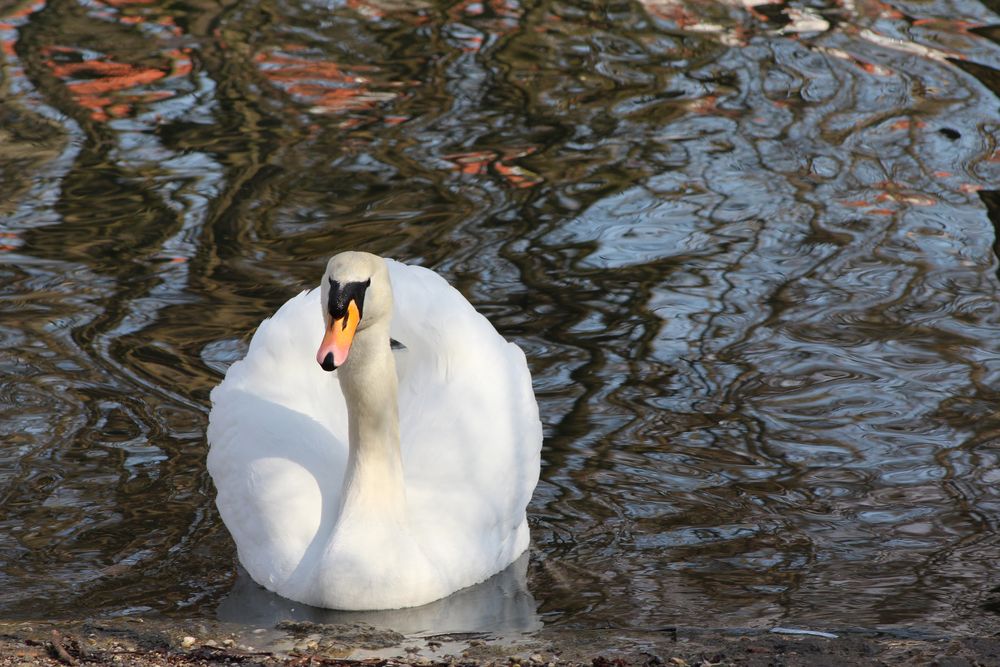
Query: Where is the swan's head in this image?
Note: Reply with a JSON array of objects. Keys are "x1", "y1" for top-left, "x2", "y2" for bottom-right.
[{"x1": 316, "y1": 251, "x2": 392, "y2": 372}]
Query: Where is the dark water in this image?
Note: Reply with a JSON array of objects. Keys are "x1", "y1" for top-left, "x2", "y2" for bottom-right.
[{"x1": 2, "y1": 0, "x2": 1000, "y2": 637}]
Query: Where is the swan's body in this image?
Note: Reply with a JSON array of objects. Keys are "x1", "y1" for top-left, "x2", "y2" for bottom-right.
[{"x1": 207, "y1": 253, "x2": 542, "y2": 610}]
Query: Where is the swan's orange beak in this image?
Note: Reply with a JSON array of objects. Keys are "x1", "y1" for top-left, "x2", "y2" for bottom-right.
[{"x1": 317, "y1": 300, "x2": 360, "y2": 371}]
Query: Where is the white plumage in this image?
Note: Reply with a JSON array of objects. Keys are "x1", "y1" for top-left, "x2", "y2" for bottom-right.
[{"x1": 207, "y1": 253, "x2": 542, "y2": 610}]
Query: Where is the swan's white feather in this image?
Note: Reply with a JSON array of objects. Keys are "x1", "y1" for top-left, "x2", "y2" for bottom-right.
[{"x1": 207, "y1": 258, "x2": 542, "y2": 609}]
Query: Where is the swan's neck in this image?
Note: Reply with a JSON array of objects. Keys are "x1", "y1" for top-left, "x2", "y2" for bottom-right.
[{"x1": 336, "y1": 323, "x2": 406, "y2": 522}]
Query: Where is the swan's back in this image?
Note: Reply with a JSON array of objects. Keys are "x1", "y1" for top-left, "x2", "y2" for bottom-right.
[{"x1": 207, "y1": 258, "x2": 541, "y2": 609}]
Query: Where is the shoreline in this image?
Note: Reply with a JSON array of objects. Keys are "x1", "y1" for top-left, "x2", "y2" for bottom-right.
[{"x1": 2, "y1": 617, "x2": 998, "y2": 666}]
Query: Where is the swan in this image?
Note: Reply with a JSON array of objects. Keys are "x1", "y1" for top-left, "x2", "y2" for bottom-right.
[{"x1": 206, "y1": 251, "x2": 542, "y2": 610}]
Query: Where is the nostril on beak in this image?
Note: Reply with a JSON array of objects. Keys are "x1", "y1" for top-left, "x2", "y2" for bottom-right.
[{"x1": 320, "y1": 352, "x2": 337, "y2": 372}]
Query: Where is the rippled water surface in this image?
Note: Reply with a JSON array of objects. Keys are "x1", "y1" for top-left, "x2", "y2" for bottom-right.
[{"x1": 2, "y1": 0, "x2": 1000, "y2": 636}]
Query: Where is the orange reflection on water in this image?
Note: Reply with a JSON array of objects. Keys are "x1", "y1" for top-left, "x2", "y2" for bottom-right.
[
  {"x1": 256, "y1": 50, "x2": 401, "y2": 115},
  {"x1": 42, "y1": 45, "x2": 191, "y2": 122},
  {"x1": 444, "y1": 148, "x2": 542, "y2": 188}
]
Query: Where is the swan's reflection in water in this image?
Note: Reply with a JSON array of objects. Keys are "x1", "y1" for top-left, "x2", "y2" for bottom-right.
[{"x1": 216, "y1": 552, "x2": 540, "y2": 636}]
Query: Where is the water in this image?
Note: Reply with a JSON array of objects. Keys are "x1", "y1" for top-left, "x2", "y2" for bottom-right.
[{"x1": 1, "y1": 0, "x2": 1000, "y2": 637}]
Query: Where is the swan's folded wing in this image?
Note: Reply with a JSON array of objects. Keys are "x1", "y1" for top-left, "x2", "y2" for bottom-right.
[
  {"x1": 207, "y1": 289, "x2": 350, "y2": 593},
  {"x1": 386, "y1": 259, "x2": 542, "y2": 584}
]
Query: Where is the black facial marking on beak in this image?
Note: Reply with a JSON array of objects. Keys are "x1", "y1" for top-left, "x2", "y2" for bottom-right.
[
  {"x1": 320, "y1": 352, "x2": 337, "y2": 372},
  {"x1": 327, "y1": 277, "x2": 371, "y2": 321}
]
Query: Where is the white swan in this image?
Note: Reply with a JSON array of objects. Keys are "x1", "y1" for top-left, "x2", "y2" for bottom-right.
[{"x1": 206, "y1": 251, "x2": 542, "y2": 610}]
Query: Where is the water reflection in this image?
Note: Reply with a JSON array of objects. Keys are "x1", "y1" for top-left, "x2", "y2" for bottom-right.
[
  {"x1": 218, "y1": 555, "x2": 540, "y2": 635},
  {"x1": 0, "y1": 0, "x2": 999, "y2": 637}
]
